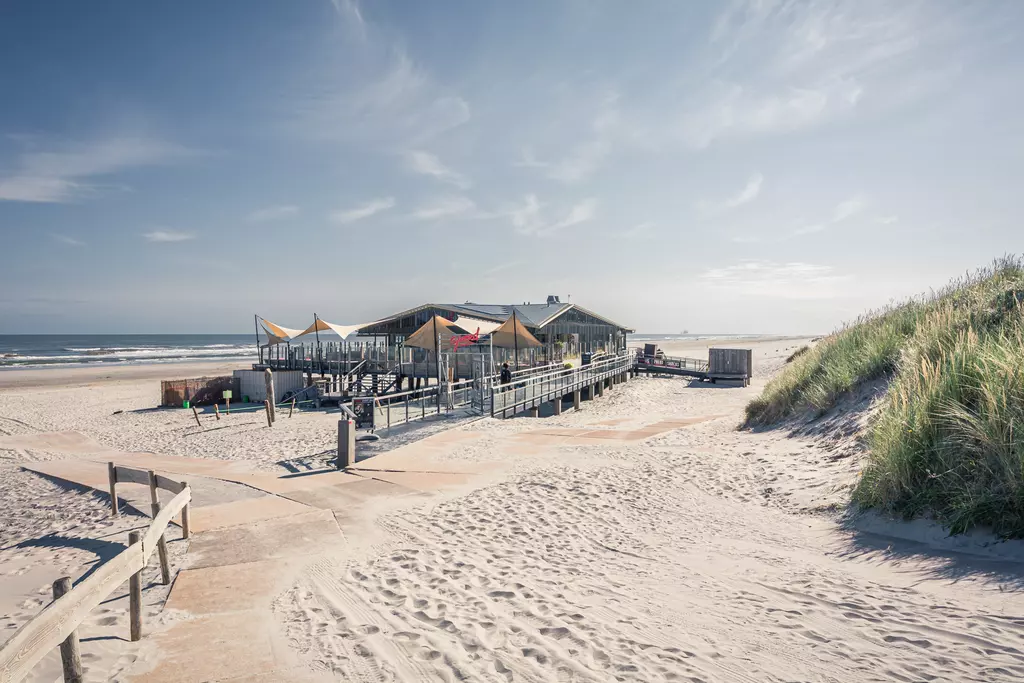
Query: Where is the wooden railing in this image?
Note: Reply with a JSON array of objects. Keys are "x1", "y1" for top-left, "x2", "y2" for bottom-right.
[{"x1": 0, "y1": 465, "x2": 192, "y2": 683}]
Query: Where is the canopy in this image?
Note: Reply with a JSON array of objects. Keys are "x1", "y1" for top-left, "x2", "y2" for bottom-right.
[
  {"x1": 298, "y1": 318, "x2": 374, "y2": 340},
  {"x1": 490, "y1": 313, "x2": 542, "y2": 349},
  {"x1": 453, "y1": 315, "x2": 501, "y2": 335},
  {"x1": 404, "y1": 315, "x2": 460, "y2": 352},
  {"x1": 260, "y1": 318, "x2": 307, "y2": 345}
]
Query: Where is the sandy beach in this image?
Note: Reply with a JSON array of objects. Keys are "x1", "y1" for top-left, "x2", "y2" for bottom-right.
[{"x1": 2, "y1": 338, "x2": 1023, "y2": 682}]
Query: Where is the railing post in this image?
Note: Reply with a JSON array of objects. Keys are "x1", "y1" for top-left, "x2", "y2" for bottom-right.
[
  {"x1": 52, "y1": 577, "x2": 83, "y2": 683},
  {"x1": 181, "y1": 481, "x2": 191, "y2": 539},
  {"x1": 147, "y1": 471, "x2": 171, "y2": 585},
  {"x1": 128, "y1": 530, "x2": 143, "y2": 642}
]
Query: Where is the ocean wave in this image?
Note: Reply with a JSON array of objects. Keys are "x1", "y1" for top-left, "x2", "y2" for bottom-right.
[{"x1": 1, "y1": 345, "x2": 258, "y2": 369}]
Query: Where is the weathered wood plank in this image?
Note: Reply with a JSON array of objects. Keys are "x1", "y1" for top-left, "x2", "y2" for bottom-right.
[
  {"x1": 0, "y1": 544, "x2": 145, "y2": 682},
  {"x1": 113, "y1": 466, "x2": 150, "y2": 487},
  {"x1": 154, "y1": 474, "x2": 185, "y2": 494},
  {"x1": 143, "y1": 487, "x2": 191, "y2": 552}
]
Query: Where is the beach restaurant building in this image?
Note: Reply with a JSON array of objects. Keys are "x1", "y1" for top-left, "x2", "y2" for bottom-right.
[
  {"x1": 359, "y1": 297, "x2": 631, "y2": 353},
  {"x1": 257, "y1": 296, "x2": 631, "y2": 380}
]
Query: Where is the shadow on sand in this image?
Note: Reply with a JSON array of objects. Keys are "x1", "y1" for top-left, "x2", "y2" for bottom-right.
[{"x1": 834, "y1": 509, "x2": 1024, "y2": 591}]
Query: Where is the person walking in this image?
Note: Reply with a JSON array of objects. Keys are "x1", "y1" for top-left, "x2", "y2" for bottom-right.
[{"x1": 500, "y1": 362, "x2": 512, "y2": 387}]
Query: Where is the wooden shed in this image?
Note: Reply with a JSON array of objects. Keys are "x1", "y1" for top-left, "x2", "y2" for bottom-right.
[{"x1": 708, "y1": 348, "x2": 753, "y2": 384}]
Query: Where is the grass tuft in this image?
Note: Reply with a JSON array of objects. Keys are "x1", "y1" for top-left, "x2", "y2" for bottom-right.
[
  {"x1": 744, "y1": 256, "x2": 1024, "y2": 537},
  {"x1": 785, "y1": 345, "x2": 811, "y2": 363}
]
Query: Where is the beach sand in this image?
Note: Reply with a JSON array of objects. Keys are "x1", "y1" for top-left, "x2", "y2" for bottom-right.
[{"x1": 2, "y1": 339, "x2": 1023, "y2": 681}]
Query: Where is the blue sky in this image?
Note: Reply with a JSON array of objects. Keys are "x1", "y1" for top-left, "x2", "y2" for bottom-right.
[{"x1": 2, "y1": 0, "x2": 1022, "y2": 334}]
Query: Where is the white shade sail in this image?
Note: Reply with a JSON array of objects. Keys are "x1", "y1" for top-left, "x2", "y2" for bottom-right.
[{"x1": 453, "y1": 315, "x2": 502, "y2": 335}]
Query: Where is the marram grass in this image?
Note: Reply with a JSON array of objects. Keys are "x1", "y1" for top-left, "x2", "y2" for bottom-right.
[{"x1": 745, "y1": 257, "x2": 1024, "y2": 537}]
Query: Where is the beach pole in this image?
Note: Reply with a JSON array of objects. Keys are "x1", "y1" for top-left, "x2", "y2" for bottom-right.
[
  {"x1": 214, "y1": 404, "x2": 220, "y2": 420},
  {"x1": 52, "y1": 577, "x2": 83, "y2": 683},
  {"x1": 337, "y1": 419, "x2": 355, "y2": 469},
  {"x1": 264, "y1": 369, "x2": 276, "y2": 422},
  {"x1": 264, "y1": 400, "x2": 273, "y2": 428},
  {"x1": 128, "y1": 530, "x2": 143, "y2": 642},
  {"x1": 108, "y1": 462, "x2": 119, "y2": 516},
  {"x1": 289, "y1": 397, "x2": 296, "y2": 418},
  {"x1": 191, "y1": 404, "x2": 201, "y2": 427}
]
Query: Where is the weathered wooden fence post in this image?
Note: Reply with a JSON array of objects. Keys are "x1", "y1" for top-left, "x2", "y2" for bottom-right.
[
  {"x1": 147, "y1": 472, "x2": 171, "y2": 585},
  {"x1": 289, "y1": 397, "x2": 296, "y2": 418},
  {"x1": 264, "y1": 400, "x2": 273, "y2": 427},
  {"x1": 128, "y1": 530, "x2": 143, "y2": 642},
  {"x1": 107, "y1": 461, "x2": 118, "y2": 516},
  {"x1": 264, "y1": 368, "x2": 276, "y2": 422},
  {"x1": 181, "y1": 481, "x2": 191, "y2": 539},
  {"x1": 214, "y1": 404, "x2": 220, "y2": 420},
  {"x1": 191, "y1": 404, "x2": 201, "y2": 427},
  {"x1": 52, "y1": 577, "x2": 83, "y2": 683}
]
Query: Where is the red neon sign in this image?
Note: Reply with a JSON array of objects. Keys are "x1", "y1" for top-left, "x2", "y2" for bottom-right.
[{"x1": 450, "y1": 328, "x2": 480, "y2": 352}]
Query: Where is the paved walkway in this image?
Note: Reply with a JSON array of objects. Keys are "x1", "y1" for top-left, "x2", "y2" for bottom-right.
[{"x1": 16, "y1": 429, "x2": 503, "y2": 682}]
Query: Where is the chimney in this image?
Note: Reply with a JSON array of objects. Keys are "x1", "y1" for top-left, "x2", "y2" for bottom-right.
[{"x1": 546, "y1": 295, "x2": 560, "y2": 305}]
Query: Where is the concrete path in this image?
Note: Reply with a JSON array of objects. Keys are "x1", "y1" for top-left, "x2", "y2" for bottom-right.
[{"x1": 13, "y1": 428, "x2": 503, "y2": 682}]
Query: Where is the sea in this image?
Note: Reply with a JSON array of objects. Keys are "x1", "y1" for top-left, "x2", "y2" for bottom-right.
[
  {"x1": 627, "y1": 333, "x2": 765, "y2": 342},
  {"x1": 0, "y1": 334, "x2": 258, "y2": 370}
]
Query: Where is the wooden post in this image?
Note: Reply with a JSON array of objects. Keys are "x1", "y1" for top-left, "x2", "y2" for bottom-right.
[
  {"x1": 181, "y1": 481, "x2": 191, "y2": 539},
  {"x1": 107, "y1": 461, "x2": 119, "y2": 516},
  {"x1": 289, "y1": 397, "x2": 296, "y2": 418},
  {"x1": 147, "y1": 472, "x2": 171, "y2": 585},
  {"x1": 52, "y1": 577, "x2": 84, "y2": 683},
  {"x1": 226, "y1": 396, "x2": 231, "y2": 414},
  {"x1": 128, "y1": 530, "x2": 143, "y2": 642},
  {"x1": 214, "y1": 404, "x2": 220, "y2": 420},
  {"x1": 264, "y1": 368, "x2": 276, "y2": 422},
  {"x1": 191, "y1": 404, "x2": 201, "y2": 427},
  {"x1": 264, "y1": 400, "x2": 273, "y2": 428},
  {"x1": 337, "y1": 419, "x2": 355, "y2": 469}
]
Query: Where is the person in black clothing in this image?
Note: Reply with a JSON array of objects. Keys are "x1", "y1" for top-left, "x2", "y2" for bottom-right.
[{"x1": 499, "y1": 362, "x2": 512, "y2": 387}]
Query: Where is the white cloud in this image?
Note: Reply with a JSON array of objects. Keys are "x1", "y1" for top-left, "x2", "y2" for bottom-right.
[
  {"x1": 877, "y1": 215, "x2": 899, "y2": 225},
  {"x1": 247, "y1": 205, "x2": 299, "y2": 222},
  {"x1": 697, "y1": 173, "x2": 763, "y2": 217},
  {"x1": 0, "y1": 136, "x2": 197, "y2": 203},
  {"x1": 507, "y1": 195, "x2": 597, "y2": 236},
  {"x1": 548, "y1": 199, "x2": 598, "y2": 233},
  {"x1": 404, "y1": 150, "x2": 470, "y2": 189},
  {"x1": 833, "y1": 196, "x2": 867, "y2": 222},
  {"x1": 295, "y1": 41, "x2": 469, "y2": 146},
  {"x1": 409, "y1": 196, "x2": 476, "y2": 221},
  {"x1": 330, "y1": 197, "x2": 396, "y2": 224},
  {"x1": 679, "y1": 1, "x2": 962, "y2": 147},
  {"x1": 52, "y1": 234, "x2": 85, "y2": 247},
  {"x1": 144, "y1": 230, "x2": 195, "y2": 243},
  {"x1": 700, "y1": 260, "x2": 848, "y2": 299},
  {"x1": 518, "y1": 92, "x2": 620, "y2": 184},
  {"x1": 623, "y1": 222, "x2": 656, "y2": 238}
]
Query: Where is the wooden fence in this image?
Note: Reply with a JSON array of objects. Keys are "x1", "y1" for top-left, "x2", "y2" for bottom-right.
[{"x1": 0, "y1": 465, "x2": 192, "y2": 683}]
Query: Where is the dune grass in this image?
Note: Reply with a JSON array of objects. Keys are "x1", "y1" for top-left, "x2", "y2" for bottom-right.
[
  {"x1": 744, "y1": 257, "x2": 1024, "y2": 536},
  {"x1": 785, "y1": 345, "x2": 810, "y2": 363}
]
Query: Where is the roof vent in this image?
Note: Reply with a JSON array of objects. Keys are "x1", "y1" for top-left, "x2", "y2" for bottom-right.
[{"x1": 546, "y1": 295, "x2": 561, "y2": 305}]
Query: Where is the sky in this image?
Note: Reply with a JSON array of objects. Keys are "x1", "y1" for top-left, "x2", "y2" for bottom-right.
[{"x1": 1, "y1": 0, "x2": 1023, "y2": 335}]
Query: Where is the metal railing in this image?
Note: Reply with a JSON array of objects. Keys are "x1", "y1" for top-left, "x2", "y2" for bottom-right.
[
  {"x1": 491, "y1": 351, "x2": 634, "y2": 417},
  {"x1": 636, "y1": 354, "x2": 708, "y2": 373},
  {"x1": 373, "y1": 378, "x2": 478, "y2": 433}
]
